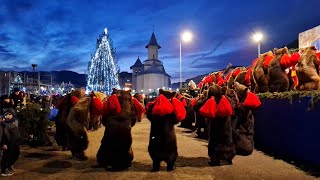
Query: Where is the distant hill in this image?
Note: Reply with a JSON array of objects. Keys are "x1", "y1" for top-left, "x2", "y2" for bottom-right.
[
  {"x1": 18, "y1": 70, "x2": 86, "y2": 87},
  {"x1": 283, "y1": 39, "x2": 299, "y2": 49},
  {"x1": 51, "y1": 71, "x2": 86, "y2": 87}
]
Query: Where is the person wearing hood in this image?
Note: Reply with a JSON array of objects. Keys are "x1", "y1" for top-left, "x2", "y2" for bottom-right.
[
  {"x1": 0, "y1": 95, "x2": 14, "y2": 115},
  {"x1": 0, "y1": 108, "x2": 21, "y2": 177}
]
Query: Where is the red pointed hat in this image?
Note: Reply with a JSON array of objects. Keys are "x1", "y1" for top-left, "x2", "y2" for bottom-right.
[
  {"x1": 232, "y1": 68, "x2": 241, "y2": 77},
  {"x1": 172, "y1": 97, "x2": 186, "y2": 121},
  {"x1": 133, "y1": 97, "x2": 146, "y2": 118},
  {"x1": 191, "y1": 98, "x2": 198, "y2": 107},
  {"x1": 263, "y1": 55, "x2": 274, "y2": 68},
  {"x1": 199, "y1": 97, "x2": 217, "y2": 118},
  {"x1": 216, "y1": 95, "x2": 233, "y2": 117},
  {"x1": 91, "y1": 97, "x2": 104, "y2": 115},
  {"x1": 104, "y1": 94, "x2": 121, "y2": 115},
  {"x1": 152, "y1": 94, "x2": 174, "y2": 116},
  {"x1": 242, "y1": 92, "x2": 261, "y2": 109}
]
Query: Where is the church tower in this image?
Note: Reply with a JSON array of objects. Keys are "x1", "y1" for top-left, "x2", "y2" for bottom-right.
[
  {"x1": 145, "y1": 32, "x2": 161, "y2": 59},
  {"x1": 130, "y1": 56, "x2": 143, "y2": 91}
]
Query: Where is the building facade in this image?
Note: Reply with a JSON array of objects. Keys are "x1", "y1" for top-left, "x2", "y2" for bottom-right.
[
  {"x1": 130, "y1": 32, "x2": 171, "y2": 93},
  {"x1": 118, "y1": 71, "x2": 132, "y2": 90}
]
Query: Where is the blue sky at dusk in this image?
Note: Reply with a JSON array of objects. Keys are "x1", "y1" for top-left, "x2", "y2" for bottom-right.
[{"x1": 1, "y1": 0, "x2": 320, "y2": 82}]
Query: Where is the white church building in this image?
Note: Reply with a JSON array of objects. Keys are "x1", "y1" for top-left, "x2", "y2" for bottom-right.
[{"x1": 130, "y1": 32, "x2": 171, "y2": 93}]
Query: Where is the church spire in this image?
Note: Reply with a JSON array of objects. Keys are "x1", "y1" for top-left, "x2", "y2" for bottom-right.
[{"x1": 145, "y1": 32, "x2": 161, "y2": 49}]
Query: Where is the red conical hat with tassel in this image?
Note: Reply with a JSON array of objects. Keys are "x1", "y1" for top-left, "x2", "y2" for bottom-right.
[
  {"x1": 152, "y1": 94, "x2": 174, "y2": 116},
  {"x1": 199, "y1": 97, "x2": 217, "y2": 118},
  {"x1": 242, "y1": 92, "x2": 261, "y2": 109},
  {"x1": 216, "y1": 95, "x2": 233, "y2": 117},
  {"x1": 172, "y1": 97, "x2": 186, "y2": 121}
]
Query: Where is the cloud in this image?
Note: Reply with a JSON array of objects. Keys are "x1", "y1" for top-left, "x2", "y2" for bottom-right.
[{"x1": 0, "y1": 0, "x2": 319, "y2": 86}]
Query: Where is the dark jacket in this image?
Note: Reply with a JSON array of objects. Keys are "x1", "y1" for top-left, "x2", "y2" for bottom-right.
[
  {"x1": 1, "y1": 118, "x2": 21, "y2": 147},
  {"x1": 0, "y1": 101, "x2": 14, "y2": 115}
]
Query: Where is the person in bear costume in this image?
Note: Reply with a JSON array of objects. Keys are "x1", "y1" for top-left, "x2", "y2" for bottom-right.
[
  {"x1": 199, "y1": 84, "x2": 236, "y2": 166},
  {"x1": 252, "y1": 51, "x2": 274, "y2": 93},
  {"x1": 55, "y1": 88, "x2": 85, "y2": 151},
  {"x1": 226, "y1": 67, "x2": 246, "y2": 89},
  {"x1": 146, "y1": 89, "x2": 186, "y2": 172},
  {"x1": 232, "y1": 82, "x2": 261, "y2": 156},
  {"x1": 295, "y1": 46, "x2": 320, "y2": 90},
  {"x1": 96, "y1": 89, "x2": 145, "y2": 171},
  {"x1": 193, "y1": 90, "x2": 209, "y2": 139},
  {"x1": 65, "y1": 91, "x2": 105, "y2": 161},
  {"x1": 268, "y1": 47, "x2": 300, "y2": 92}
]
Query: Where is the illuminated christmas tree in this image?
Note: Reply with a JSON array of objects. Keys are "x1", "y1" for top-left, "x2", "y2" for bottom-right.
[{"x1": 86, "y1": 28, "x2": 120, "y2": 94}]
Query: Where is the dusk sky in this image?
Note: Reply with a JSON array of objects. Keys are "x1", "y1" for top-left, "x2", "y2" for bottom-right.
[{"x1": 1, "y1": 0, "x2": 320, "y2": 82}]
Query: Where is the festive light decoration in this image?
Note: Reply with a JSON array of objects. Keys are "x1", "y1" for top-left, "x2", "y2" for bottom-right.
[{"x1": 86, "y1": 28, "x2": 120, "y2": 94}]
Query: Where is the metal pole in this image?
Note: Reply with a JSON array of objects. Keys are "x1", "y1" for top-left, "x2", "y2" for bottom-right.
[
  {"x1": 50, "y1": 73, "x2": 53, "y2": 94},
  {"x1": 180, "y1": 41, "x2": 182, "y2": 89},
  {"x1": 38, "y1": 71, "x2": 40, "y2": 94},
  {"x1": 258, "y1": 42, "x2": 260, "y2": 56}
]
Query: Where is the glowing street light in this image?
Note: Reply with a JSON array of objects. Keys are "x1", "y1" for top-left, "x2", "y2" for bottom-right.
[
  {"x1": 253, "y1": 32, "x2": 263, "y2": 56},
  {"x1": 180, "y1": 31, "x2": 193, "y2": 88}
]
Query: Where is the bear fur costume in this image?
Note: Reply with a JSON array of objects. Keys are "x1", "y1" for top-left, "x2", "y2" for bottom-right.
[
  {"x1": 295, "y1": 46, "x2": 320, "y2": 90},
  {"x1": 65, "y1": 91, "x2": 105, "y2": 160},
  {"x1": 146, "y1": 89, "x2": 181, "y2": 172},
  {"x1": 193, "y1": 90, "x2": 209, "y2": 139},
  {"x1": 268, "y1": 47, "x2": 291, "y2": 92},
  {"x1": 178, "y1": 96, "x2": 195, "y2": 130},
  {"x1": 96, "y1": 89, "x2": 142, "y2": 171},
  {"x1": 226, "y1": 67, "x2": 246, "y2": 89},
  {"x1": 232, "y1": 82, "x2": 261, "y2": 155},
  {"x1": 55, "y1": 88, "x2": 86, "y2": 151},
  {"x1": 203, "y1": 84, "x2": 236, "y2": 166},
  {"x1": 252, "y1": 51, "x2": 273, "y2": 93}
]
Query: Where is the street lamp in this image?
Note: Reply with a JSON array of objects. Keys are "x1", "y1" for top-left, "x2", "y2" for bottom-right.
[
  {"x1": 180, "y1": 31, "x2": 193, "y2": 88},
  {"x1": 253, "y1": 32, "x2": 263, "y2": 56}
]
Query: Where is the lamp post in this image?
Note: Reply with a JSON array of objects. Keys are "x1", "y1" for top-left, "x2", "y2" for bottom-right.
[
  {"x1": 180, "y1": 31, "x2": 193, "y2": 88},
  {"x1": 253, "y1": 32, "x2": 263, "y2": 56}
]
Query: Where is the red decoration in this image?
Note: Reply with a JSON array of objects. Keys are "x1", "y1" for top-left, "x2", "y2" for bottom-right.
[
  {"x1": 172, "y1": 98, "x2": 186, "y2": 121},
  {"x1": 216, "y1": 75, "x2": 224, "y2": 86},
  {"x1": 55, "y1": 97, "x2": 66, "y2": 110},
  {"x1": 233, "y1": 68, "x2": 241, "y2": 77},
  {"x1": 152, "y1": 94, "x2": 174, "y2": 116},
  {"x1": 279, "y1": 53, "x2": 300, "y2": 68},
  {"x1": 181, "y1": 98, "x2": 187, "y2": 107},
  {"x1": 104, "y1": 94, "x2": 121, "y2": 115},
  {"x1": 133, "y1": 98, "x2": 146, "y2": 118},
  {"x1": 263, "y1": 55, "x2": 274, "y2": 69},
  {"x1": 191, "y1": 98, "x2": 197, "y2": 107},
  {"x1": 225, "y1": 73, "x2": 232, "y2": 81},
  {"x1": 316, "y1": 52, "x2": 320, "y2": 60},
  {"x1": 198, "y1": 82, "x2": 203, "y2": 89},
  {"x1": 71, "y1": 96, "x2": 79, "y2": 106},
  {"x1": 242, "y1": 92, "x2": 261, "y2": 109},
  {"x1": 244, "y1": 67, "x2": 252, "y2": 86},
  {"x1": 290, "y1": 52, "x2": 301, "y2": 66},
  {"x1": 146, "y1": 101, "x2": 154, "y2": 111},
  {"x1": 199, "y1": 97, "x2": 217, "y2": 118},
  {"x1": 216, "y1": 95, "x2": 233, "y2": 117},
  {"x1": 91, "y1": 97, "x2": 104, "y2": 115}
]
